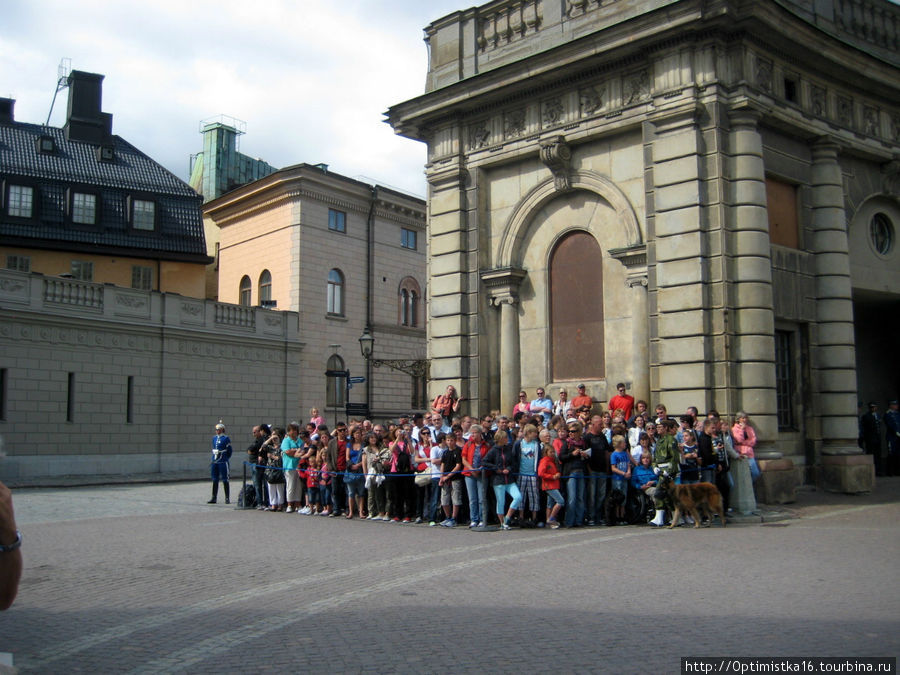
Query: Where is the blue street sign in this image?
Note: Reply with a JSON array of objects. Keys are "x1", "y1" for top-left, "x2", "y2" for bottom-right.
[{"x1": 348, "y1": 376, "x2": 366, "y2": 384}]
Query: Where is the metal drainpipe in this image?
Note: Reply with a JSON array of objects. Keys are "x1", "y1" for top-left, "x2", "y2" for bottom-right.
[{"x1": 365, "y1": 185, "x2": 378, "y2": 414}]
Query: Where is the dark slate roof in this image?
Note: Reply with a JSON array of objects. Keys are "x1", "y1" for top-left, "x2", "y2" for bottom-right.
[
  {"x1": 0, "y1": 122, "x2": 195, "y2": 196},
  {"x1": 0, "y1": 121, "x2": 209, "y2": 260}
]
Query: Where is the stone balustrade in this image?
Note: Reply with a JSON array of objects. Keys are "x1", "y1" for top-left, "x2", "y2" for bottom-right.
[
  {"x1": 0, "y1": 269, "x2": 297, "y2": 339},
  {"x1": 423, "y1": 0, "x2": 898, "y2": 92}
]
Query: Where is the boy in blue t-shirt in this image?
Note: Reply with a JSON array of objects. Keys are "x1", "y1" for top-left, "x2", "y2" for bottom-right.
[{"x1": 609, "y1": 435, "x2": 631, "y2": 523}]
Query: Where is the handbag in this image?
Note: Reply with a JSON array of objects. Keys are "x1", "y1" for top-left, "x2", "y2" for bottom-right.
[{"x1": 415, "y1": 469, "x2": 432, "y2": 488}]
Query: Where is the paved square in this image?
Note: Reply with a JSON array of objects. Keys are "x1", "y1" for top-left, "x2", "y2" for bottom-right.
[{"x1": 2, "y1": 480, "x2": 899, "y2": 672}]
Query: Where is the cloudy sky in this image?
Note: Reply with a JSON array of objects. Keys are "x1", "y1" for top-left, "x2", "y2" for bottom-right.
[{"x1": 1, "y1": 0, "x2": 468, "y2": 197}]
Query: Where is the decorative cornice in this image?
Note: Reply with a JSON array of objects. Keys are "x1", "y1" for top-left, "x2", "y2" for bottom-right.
[{"x1": 608, "y1": 244, "x2": 648, "y2": 269}]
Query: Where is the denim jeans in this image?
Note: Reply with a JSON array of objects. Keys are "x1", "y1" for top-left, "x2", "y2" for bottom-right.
[
  {"x1": 493, "y1": 482, "x2": 523, "y2": 515},
  {"x1": 586, "y1": 472, "x2": 606, "y2": 524},
  {"x1": 464, "y1": 474, "x2": 483, "y2": 524},
  {"x1": 747, "y1": 457, "x2": 760, "y2": 482},
  {"x1": 330, "y1": 474, "x2": 345, "y2": 514},
  {"x1": 252, "y1": 468, "x2": 268, "y2": 508},
  {"x1": 426, "y1": 478, "x2": 441, "y2": 521},
  {"x1": 564, "y1": 471, "x2": 585, "y2": 527}
]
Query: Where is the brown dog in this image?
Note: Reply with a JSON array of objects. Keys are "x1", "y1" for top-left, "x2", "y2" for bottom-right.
[{"x1": 656, "y1": 475, "x2": 725, "y2": 528}]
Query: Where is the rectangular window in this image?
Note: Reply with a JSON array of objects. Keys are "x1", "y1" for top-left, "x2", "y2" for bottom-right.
[
  {"x1": 71, "y1": 260, "x2": 94, "y2": 281},
  {"x1": 8, "y1": 185, "x2": 33, "y2": 218},
  {"x1": 132, "y1": 199, "x2": 155, "y2": 230},
  {"x1": 5, "y1": 255, "x2": 31, "y2": 272},
  {"x1": 766, "y1": 178, "x2": 800, "y2": 248},
  {"x1": 67, "y1": 372, "x2": 75, "y2": 422},
  {"x1": 328, "y1": 208, "x2": 346, "y2": 233},
  {"x1": 131, "y1": 266, "x2": 152, "y2": 290},
  {"x1": 401, "y1": 228, "x2": 417, "y2": 250},
  {"x1": 72, "y1": 192, "x2": 97, "y2": 225},
  {"x1": 775, "y1": 330, "x2": 796, "y2": 430},
  {"x1": 126, "y1": 376, "x2": 134, "y2": 423}
]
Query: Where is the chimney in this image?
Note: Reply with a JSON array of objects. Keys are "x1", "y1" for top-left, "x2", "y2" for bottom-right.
[
  {"x1": 0, "y1": 98, "x2": 14, "y2": 124},
  {"x1": 64, "y1": 70, "x2": 113, "y2": 143}
]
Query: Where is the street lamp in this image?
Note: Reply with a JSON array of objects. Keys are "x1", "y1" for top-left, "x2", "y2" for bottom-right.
[{"x1": 358, "y1": 327, "x2": 429, "y2": 379}]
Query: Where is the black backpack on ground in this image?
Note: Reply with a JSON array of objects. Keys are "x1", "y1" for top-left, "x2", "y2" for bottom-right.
[{"x1": 237, "y1": 483, "x2": 257, "y2": 508}]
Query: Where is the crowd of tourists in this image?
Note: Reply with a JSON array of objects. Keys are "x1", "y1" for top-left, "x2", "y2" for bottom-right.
[{"x1": 211, "y1": 385, "x2": 760, "y2": 529}]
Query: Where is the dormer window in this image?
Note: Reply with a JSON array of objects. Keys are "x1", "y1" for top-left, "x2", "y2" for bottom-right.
[
  {"x1": 72, "y1": 191, "x2": 97, "y2": 225},
  {"x1": 131, "y1": 198, "x2": 155, "y2": 231},
  {"x1": 7, "y1": 185, "x2": 34, "y2": 218},
  {"x1": 36, "y1": 135, "x2": 55, "y2": 154},
  {"x1": 97, "y1": 145, "x2": 115, "y2": 162}
]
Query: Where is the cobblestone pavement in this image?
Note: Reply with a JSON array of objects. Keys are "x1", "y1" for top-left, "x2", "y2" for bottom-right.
[{"x1": 1, "y1": 478, "x2": 899, "y2": 673}]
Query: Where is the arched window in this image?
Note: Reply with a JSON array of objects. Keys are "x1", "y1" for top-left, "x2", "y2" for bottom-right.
[
  {"x1": 326, "y1": 354, "x2": 346, "y2": 407},
  {"x1": 258, "y1": 270, "x2": 272, "y2": 305},
  {"x1": 239, "y1": 275, "x2": 252, "y2": 306},
  {"x1": 550, "y1": 231, "x2": 604, "y2": 379},
  {"x1": 327, "y1": 269, "x2": 344, "y2": 315},
  {"x1": 398, "y1": 277, "x2": 421, "y2": 327}
]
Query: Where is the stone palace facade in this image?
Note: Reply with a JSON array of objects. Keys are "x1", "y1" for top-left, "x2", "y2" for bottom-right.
[{"x1": 388, "y1": 0, "x2": 900, "y2": 497}]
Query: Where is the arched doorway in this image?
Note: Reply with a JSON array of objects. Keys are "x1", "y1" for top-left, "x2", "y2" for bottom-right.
[{"x1": 549, "y1": 230, "x2": 604, "y2": 380}]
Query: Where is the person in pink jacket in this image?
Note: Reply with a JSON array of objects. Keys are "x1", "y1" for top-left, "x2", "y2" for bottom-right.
[{"x1": 731, "y1": 412, "x2": 760, "y2": 482}]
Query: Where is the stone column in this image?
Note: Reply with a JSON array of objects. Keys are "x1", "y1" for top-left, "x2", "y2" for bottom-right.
[
  {"x1": 809, "y1": 138, "x2": 871, "y2": 493},
  {"x1": 727, "y1": 106, "x2": 798, "y2": 504},
  {"x1": 726, "y1": 107, "x2": 780, "y2": 457},
  {"x1": 481, "y1": 267, "x2": 526, "y2": 415},
  {"x1": 498, "y1": 297, "x2": 520, "y2": 413},
  {"x1": 645, "y1": 102, "x2": 713, "y2": 416},
  {"x1": 627, "y1": 274, "x2": 650, "y2": 405}
]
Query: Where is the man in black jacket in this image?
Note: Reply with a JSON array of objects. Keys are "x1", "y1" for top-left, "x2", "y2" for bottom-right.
[
  {"x1": 246, "y1": 424, "x2": 270, "y2": 510},
  {"x1": 584, "y1": 415, "x2": 611, "y2": 525}
]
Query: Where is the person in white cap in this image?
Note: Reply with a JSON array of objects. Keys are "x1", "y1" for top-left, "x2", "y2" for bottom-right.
[{"x1": 209, "y1": 421, "x2": 233, "y2": 504}]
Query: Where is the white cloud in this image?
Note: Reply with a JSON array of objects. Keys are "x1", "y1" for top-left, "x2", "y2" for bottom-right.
[{"x1": 1, "y1": 0, "x2": 465, "y2": 196}]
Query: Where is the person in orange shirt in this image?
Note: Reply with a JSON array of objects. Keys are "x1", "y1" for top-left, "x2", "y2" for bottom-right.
[{"x1": 571, "y1": 384, "x2": 593, "y2": 414}]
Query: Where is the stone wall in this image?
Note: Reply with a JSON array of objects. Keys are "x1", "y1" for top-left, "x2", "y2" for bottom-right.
[{"x1": 0, "y1": 270, "x2": 302, "y2": 481}]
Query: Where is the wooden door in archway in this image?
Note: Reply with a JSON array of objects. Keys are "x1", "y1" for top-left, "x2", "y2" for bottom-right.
[{"x1": 549, "y1": 230, "x2": 604, "y2": 380}]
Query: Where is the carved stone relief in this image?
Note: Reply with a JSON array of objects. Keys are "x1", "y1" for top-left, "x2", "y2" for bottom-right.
[
  {"x1": 811, "y1": 85, "x2": 827, "y2": 117},
  {"x1": 863, "y1": 106, "x2": 879, "y2": 136},
  {"x1": 756, "y1": 58, "x2": 773, "y2": 93},
  {"x1": 542, "y1": 97, "x2": 565, "y2": 127},
  {"x1": 838, "y1": 96, "x2": 853, "y2": 127},
  {"x1": 624, "y1": 70, "x2": 649, "y2": 105},
  {"x1": 469, "y1": 121, "x2": 491, "y2": 149},
  {"x1": 579, "y1": 85, "x2": 605, "y2": 116},
  {"x1": 504, "y1": 108, "x2": 527, "y2": 138}
]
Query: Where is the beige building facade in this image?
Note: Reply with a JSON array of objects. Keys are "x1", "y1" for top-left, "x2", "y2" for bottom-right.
[
  {"x1": 388, "y1": 0, "x2": 900, "y2": 497},
  {"x1": 205, "y1": 164, "x2": 427, "y2": 423}
]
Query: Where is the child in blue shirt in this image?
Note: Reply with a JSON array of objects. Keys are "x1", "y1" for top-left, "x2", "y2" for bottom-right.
[{"x1": 609, "y1": 435, "x2": 631, "y2": 523}]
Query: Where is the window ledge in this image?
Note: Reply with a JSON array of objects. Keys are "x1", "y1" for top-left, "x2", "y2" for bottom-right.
[{"x1": 326, "y1": 313, "x2": 348, "y2": 322}]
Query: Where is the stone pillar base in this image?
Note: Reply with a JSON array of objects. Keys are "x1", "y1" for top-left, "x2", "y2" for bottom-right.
[
  {"x1": 755, "y1": 458, "x2": 798, "y2": 505},
  {"x1": 820, "y1": 454, "x2": 874, "y2": 494}
]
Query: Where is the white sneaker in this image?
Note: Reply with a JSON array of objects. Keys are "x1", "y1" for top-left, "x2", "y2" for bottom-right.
[{"x1": 285, "y1": 506, "x2": 294, "y2": 513}]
